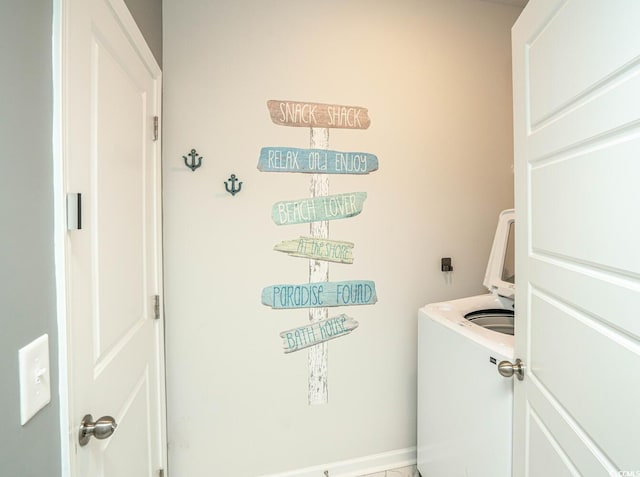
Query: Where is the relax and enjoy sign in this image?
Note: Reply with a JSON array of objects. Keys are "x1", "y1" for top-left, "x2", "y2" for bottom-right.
[{"x1": 258, "y1": 147, "x2": 378, "y2": 174}]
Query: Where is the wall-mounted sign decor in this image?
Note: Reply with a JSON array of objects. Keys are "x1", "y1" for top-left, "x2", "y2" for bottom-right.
[
  {"x1": 262, "y1": 280, "x2": 377, "y2": 309},
  {"x1": 271, "y1": 192, "x2": 367, "y2": 225},
  {"x1": 261, "y1": 98, "x2": 377, "y2": 405},
  {"x1": 258, "y1": 147, "x2": 378, "y2": 174},
  {"x1": 273, "y1": 236, "x2": 354, "y2": 264},
  {"x1": 280, "y1": 314, "x2": 359, "y2": 354},
  {"x1": 267, "y1": 100, "x2": 371, "y2": 129}
]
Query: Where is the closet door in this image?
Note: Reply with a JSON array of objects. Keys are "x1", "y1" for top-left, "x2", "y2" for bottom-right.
[
  {"x1": 512, "y1": 1, "x2": 640, "y2": 475},
  {"x1": 62, "y1": 0, "x2": 166, "y2": 475}
]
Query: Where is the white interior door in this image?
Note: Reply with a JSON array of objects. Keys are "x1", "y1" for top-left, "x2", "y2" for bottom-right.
[
  {"x1": 512, "y1": 0, "x2": 640, "y2": 475},
  {"x1": 62, "y1": 0, "x2": 166, "y2": 475}
]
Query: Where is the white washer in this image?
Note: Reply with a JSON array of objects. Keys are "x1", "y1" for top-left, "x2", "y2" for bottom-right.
[{"x1": 417, "y1": 209, "x2": 515, "y2": 477}]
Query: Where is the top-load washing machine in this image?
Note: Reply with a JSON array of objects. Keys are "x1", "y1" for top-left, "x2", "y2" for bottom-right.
[{"x1": 417, "y1": 209, "x2": 515, "y2": 477}]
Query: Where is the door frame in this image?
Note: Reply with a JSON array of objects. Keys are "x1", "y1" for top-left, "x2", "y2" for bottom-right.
[{"x1": 52, "y1": 0, "x2": 165, "y2": 475}]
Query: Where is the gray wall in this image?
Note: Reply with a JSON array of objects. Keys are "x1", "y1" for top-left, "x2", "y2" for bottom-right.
[
  {"x1": 124, "y1": 0, "x2": 163, "y2": 66},
  {"x1": 0, "y1": 0, "x2": 161, "y2": 475},
  {"x1": 0, "y1": 1, "x2": 61, "y2": 476}
]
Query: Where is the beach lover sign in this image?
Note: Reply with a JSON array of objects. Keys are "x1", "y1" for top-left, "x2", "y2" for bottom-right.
[{"x1": 260, "y1": 99, "x2": 378, "y2": 405}]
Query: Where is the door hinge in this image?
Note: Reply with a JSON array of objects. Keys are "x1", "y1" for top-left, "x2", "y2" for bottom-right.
[
  {"x1": 158, "y1": 469, "x2": 165, "y2": 477},
  {"x1": 153, "y1": 295, "x2": 161, "y2": 320},
  {"x1": 153, "y1": 116, "x2": 159, "y2": 141}
]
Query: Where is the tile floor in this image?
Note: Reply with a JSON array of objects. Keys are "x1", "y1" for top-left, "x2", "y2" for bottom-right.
[{"x1": 359, "y1": 464, "x2": 420, "y2": 477}]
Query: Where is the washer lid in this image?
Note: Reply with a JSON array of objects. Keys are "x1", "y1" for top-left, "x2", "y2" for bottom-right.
[{"x1": 483, "y1": 209, "x2": 515, "y2": 299}]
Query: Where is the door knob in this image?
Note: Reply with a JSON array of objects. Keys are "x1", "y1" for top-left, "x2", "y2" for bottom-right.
[
  {"x1": 498, "y1": 358, "x2": 525, "y2": 381},
  {"x1": 78, "y1": 414, "x2": 117, "y2": 446}
]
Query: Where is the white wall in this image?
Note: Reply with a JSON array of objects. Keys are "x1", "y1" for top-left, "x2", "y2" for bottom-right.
[{"x1": 162, "y1": 0, "x2": 520, "y2": 475}]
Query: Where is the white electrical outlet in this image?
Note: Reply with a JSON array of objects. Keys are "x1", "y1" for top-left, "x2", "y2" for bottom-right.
[{"x1": 18, "y1": 334, "x2": 51, "y2": 425}]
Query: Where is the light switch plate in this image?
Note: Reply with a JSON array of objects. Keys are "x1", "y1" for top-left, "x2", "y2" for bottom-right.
[{"x1": 18, "y1": 334, "x2": 51, "y2": 425}]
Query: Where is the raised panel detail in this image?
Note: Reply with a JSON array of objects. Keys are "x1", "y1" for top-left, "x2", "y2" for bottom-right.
[
  {"x1": 530, "y1": 257, "x2": 640, "y2": 341},
  {"x1": 103, "y1": 371, "x2": 152, "y2": 476},
  {"x1": 528, "y1": 0, "x2": 640, "y2": 127},
  {"x1": 531, "y1": 133, "x2": 640, "y2": 276},
  {"x1": 92, "y1": 36, "x2": 148, "y2": 359},
  {"x1": 529, "y1": 290, "x2": 640, "y2": 469},
  {"x1": 527, "y1": 408, "x2": 575, "y2": 477}
]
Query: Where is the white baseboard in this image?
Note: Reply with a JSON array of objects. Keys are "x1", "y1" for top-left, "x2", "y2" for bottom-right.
[{"x1": 257, "y1": 447, "x2": 416, "y2": 477}]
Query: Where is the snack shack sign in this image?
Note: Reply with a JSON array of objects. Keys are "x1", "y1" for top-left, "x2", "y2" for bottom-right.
[{"x1": 267, "y1": 100, "x2": 371, "y2": 129}]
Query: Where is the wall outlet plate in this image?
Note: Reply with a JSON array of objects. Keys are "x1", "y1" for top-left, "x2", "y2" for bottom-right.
[{"x1": 18, "y1": 334, "x2": 51, "y2": 425}]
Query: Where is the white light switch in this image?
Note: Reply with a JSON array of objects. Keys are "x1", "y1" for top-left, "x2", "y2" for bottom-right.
[{"x1": 18, "y1": 334, "x2": 51, "y2": 425}]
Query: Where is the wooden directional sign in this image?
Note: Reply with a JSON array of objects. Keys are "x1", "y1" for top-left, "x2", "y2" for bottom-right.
[
  {"x1": 272, "y1": 192, "x2": 367, "y2": 226},
  {"x1": 258, "y1": 147, "x2": 378, "y2": 175},
  {"x1": 267, "y1": 100, "x2": 371, "y2": 129},
  {"x1": 274, "y1": 236, "x2": 354, "y2": 264},
  {"x1": 262, "y1": 280, "x2": 377, "y2": 309},
  {"x1": 280, "y1": 314, "x2": 359, "y2": 354}
]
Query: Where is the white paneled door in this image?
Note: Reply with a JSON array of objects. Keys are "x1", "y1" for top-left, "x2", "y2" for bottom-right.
[
  {"x1": 512, "y1": 0, "x2": 640, "y2": 475},
  {"x1": 62, "y1": 0, "x2": 166, "y2": 475}
]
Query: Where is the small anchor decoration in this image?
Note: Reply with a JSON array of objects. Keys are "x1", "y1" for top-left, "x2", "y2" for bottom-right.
[
  {"x1": 224, "y1": 174, "x2": 243, "y2": 196},
  {"x1": 183, "y1": 148, "x2": 202, "y2": 171}
]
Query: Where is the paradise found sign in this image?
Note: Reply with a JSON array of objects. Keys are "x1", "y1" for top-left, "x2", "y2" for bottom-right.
[
  {"x1": 262, "y1": 280, "x2": 377, "y2": 309},
  {"x1": 280, "y1": 315, "x2": 359, "y2": 354}
]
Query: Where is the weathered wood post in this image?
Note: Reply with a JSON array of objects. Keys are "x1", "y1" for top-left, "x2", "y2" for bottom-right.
[{"x1": 308, "y1": 126, "x2": 330, "y2": 404}]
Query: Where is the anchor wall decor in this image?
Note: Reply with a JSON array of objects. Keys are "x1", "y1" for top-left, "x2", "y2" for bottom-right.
[
  {"x1": 224, "y1": 174, "x2": 242, "y2": 196},
  {"x1": 183, "y1": 148, "x2": 203, "y2": 171}
]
